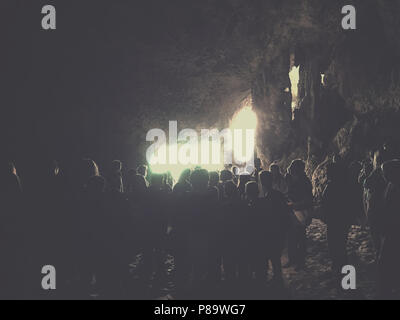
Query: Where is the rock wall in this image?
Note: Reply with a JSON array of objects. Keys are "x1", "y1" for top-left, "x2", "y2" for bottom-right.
[
  {"x1": 249, "y1": 0, "x2": 400, "y2": 195},
  {"x1": 4, "y1": 0, "x2": 400, "y2": 179}
]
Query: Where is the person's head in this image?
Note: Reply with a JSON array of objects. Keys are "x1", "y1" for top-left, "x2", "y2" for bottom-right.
[
  {"x1": 238, "y1": 173, "x2": 251, "y2": 194},
  {"x1": 269, "y1": 164, "x2": 281, "y2": 178},
  {"x1": 136, "y1": 165, "x2": 148, "y2": 177},
  {"x1": 179, "y1": 168, "x2": 191, "y2": 184},
  {"x1": 231, "y1": 166, "x2": 239, "y2": 177},
  {"x1": 224, "y1": 164, "x2": 233, "y2": 170},
  {"x1": 245, "y1": 181, "x2": 259, "y2": 201},
  {"x1": 220, "y1": 169, "x2": 233, "y2": 183},
  {"x1": 79, "y1": 159, "x2": 99, "y2": 180},
  {"x1": 111, "y1": 160, "x2": 122, "y2": 173},
  {"x1": 4, "y1": 162, "x2": 17, "y2": 176},
  {"x1": 288, "y1": 159, "x2": 306, "y2": 178},
  {"x1": 87, "y1": 175, "x2": 106, "y2": 194},
  {"x1": 382, "y1": 159, "x2": 400, "y2": 186},
  {"x1": 150, "y1": 173, "x2": 164, "y2": 189},
  {"x1": 164, "y1": 172, "x2": 172, "y2": 187},
  {"x1": 0, "y1": 161, "x2": 22, "y2": 194},
  {"x1": 246, "y1": 165, "x2": 255, "y2": 175},
  {"x1": 190, "y1": 169, "x2": 209, "y2": 192},
  {"x1": 224, "y1": 180, "x2": 238, "y2": 199},
  {"x1": 52, "y1": 160, "x2": 60, "y2": 176},
  {"x1": 0, "y1": 162, "x2": 17, "y2": 183},
  {"x1": 126, "y1": 170, "x2": 148, "y2": 194},
  {"x1": 35, "y1": 159, "x2": 60, "y2": 179},
  {"x1": 255, "y1": 158, "x2": 262, "y2": 170},
  {"x1": 259, "y1": 170, "x2": 273, "y2": 191},
  {"x1": 209, "y1": 171, "x2": 219, "y2": 187}
]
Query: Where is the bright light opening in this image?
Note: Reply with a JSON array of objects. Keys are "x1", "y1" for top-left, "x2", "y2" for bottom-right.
[
  {"x1": 289, "y1": 65, "x2": 300, "y2": 110},
  {"x1": 228, "y1": 105, "x2": 257, "y2": 165},
  {"x1": 229, "y1": 105, "x2": 258, "y2": 131},
  {"x1": 321, "y1": 73, "x2": 326, "y2": 86},
  {"x1": 148, "y1": 105, "x2": 258, "y2": 182},
  {"x1": 149, "y1": 141, "x2": 224, "y2": 181}
]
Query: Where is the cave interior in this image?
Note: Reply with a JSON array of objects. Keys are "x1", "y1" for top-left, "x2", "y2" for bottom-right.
[
  {"x1": 4, "y1": 0, "x2": 400, "y2": 190},
  {"x1": 2, "y1": 0, "x2": 400, "y2": 300}
]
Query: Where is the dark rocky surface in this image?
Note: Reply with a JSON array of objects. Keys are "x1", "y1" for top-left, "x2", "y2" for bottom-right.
[{"x1": 4, "y1": 1, "x2": 400, "y2": 171}]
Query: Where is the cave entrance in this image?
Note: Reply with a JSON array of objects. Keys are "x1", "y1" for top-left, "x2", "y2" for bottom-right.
[
  {"x1": 148, "y1": 102, "x2": 258, "y2": 182},
  {"x1": 228, "y1": 104, "x2": 258, "y2": 169}
]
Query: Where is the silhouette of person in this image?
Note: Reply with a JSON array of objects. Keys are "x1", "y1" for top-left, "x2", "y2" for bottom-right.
[
  {"x1": 218, "y1": 169, "x2": 233, "y2": 200},
  {"x1": 238, "y1": 173, "x2": 252, "y2": 200},
  {"x1": 207, "y1": 171, "x2": 222, "y2": 283},
  {"x1": 108, "y1": 160, "x2": 124, "y2": 193},
  {"x1": 24, "y1": 159, "x2": 72, "y2": 299},
  {"x1": 170, "y1": 169, "x2": 192, "y2": 285},
  {"x1": 0, "y1": 161, "x2": 24, "y2": 299},
  {"x1": 186, "y1": 169, "x2": 218, "y2": 284},
  {"x1": 209, "y1": 171, "x2": 220, "y2": 190},
  {"x1": 220, "y1": 169, "x2": 233, "y2": 183},
  {"x1": 173, "y1": 169, "x2": 192, "y2": 195},
  {"x1": 125, "y1": 169, "x2": 150, "y2": 282},
  {"x1": 68, "y1": 159, "x2": 100, "y2": 297},
  {"x1": 125, "y1": 169, "x2": 147, "y2": 194},
  {"x1": 259, "y1": 171, "x2": 291, "y2": 282},
  {"x1": 71, "y1": 158, "x2": 100, "y2": 196},
  {"x1": 220, "y1": 180, "x2": 243, "y2": 282},
  {"x1": 286, "y1": 159, "x2": 313, "y2": 269},
  {"x1": 322, "y1": 163, "x2": 353, "y2": 274},
  {"x1": 0, "y1": 162, "x2": 22, "y2": 197},
  {"x1": 231, "y1": 166, "x2": 239, "y2": 185},
  {"x1": 165, "y1": 171, "x2": 174, "y2": 190},
  {"x1": 244, "y1": 181, "x2": 262, "y2": 279},
  {"x1": 78, "y1": 175, "x2": 131, "y2": 299},
  {"x1": 378, "y1": 159, "x2": 400, "y2": 298},
  {"x1": 270, "y1": 164, "x2": 288, "y2": 195},
  {"x1": 136, "y1": 165, "x2": 149, "y2": 187},
  {"x1": 246, "y1": 165, "x2": 256, "y2": 179},
  {"x1": 254, "y1": 158, "x2": 263, "y2": 182},
  {"x1": 145, "y1": 173, "x2": 171, "y2": 280}
]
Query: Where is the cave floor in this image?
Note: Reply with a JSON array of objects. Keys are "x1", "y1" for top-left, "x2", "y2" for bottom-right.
[
  {"x1": 281, "y1": 220, "x2": 378, "y2": 300},
  {"x1": 127, "y1": 220, "x2": 378, "y2": 300}
]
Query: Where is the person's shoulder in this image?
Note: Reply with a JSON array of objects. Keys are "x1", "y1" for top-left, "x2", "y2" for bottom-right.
[
  {"x1": 105, "y1": 190, "x2": 125, "y2": 201},
  {"x1": 208, "y1": 185, "x2": 219, "y2": 194},
  {"x1": 271, "y1": 189, "x2": 286, "y2": 201},
  {"x1": 254, "y1": 197, "x2": 267, "y2": 208}
]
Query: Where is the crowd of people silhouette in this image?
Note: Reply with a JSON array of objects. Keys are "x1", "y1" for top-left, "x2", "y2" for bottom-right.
[{"x1": 0, "y1": 146, "x2": 400, "y2": 299}]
